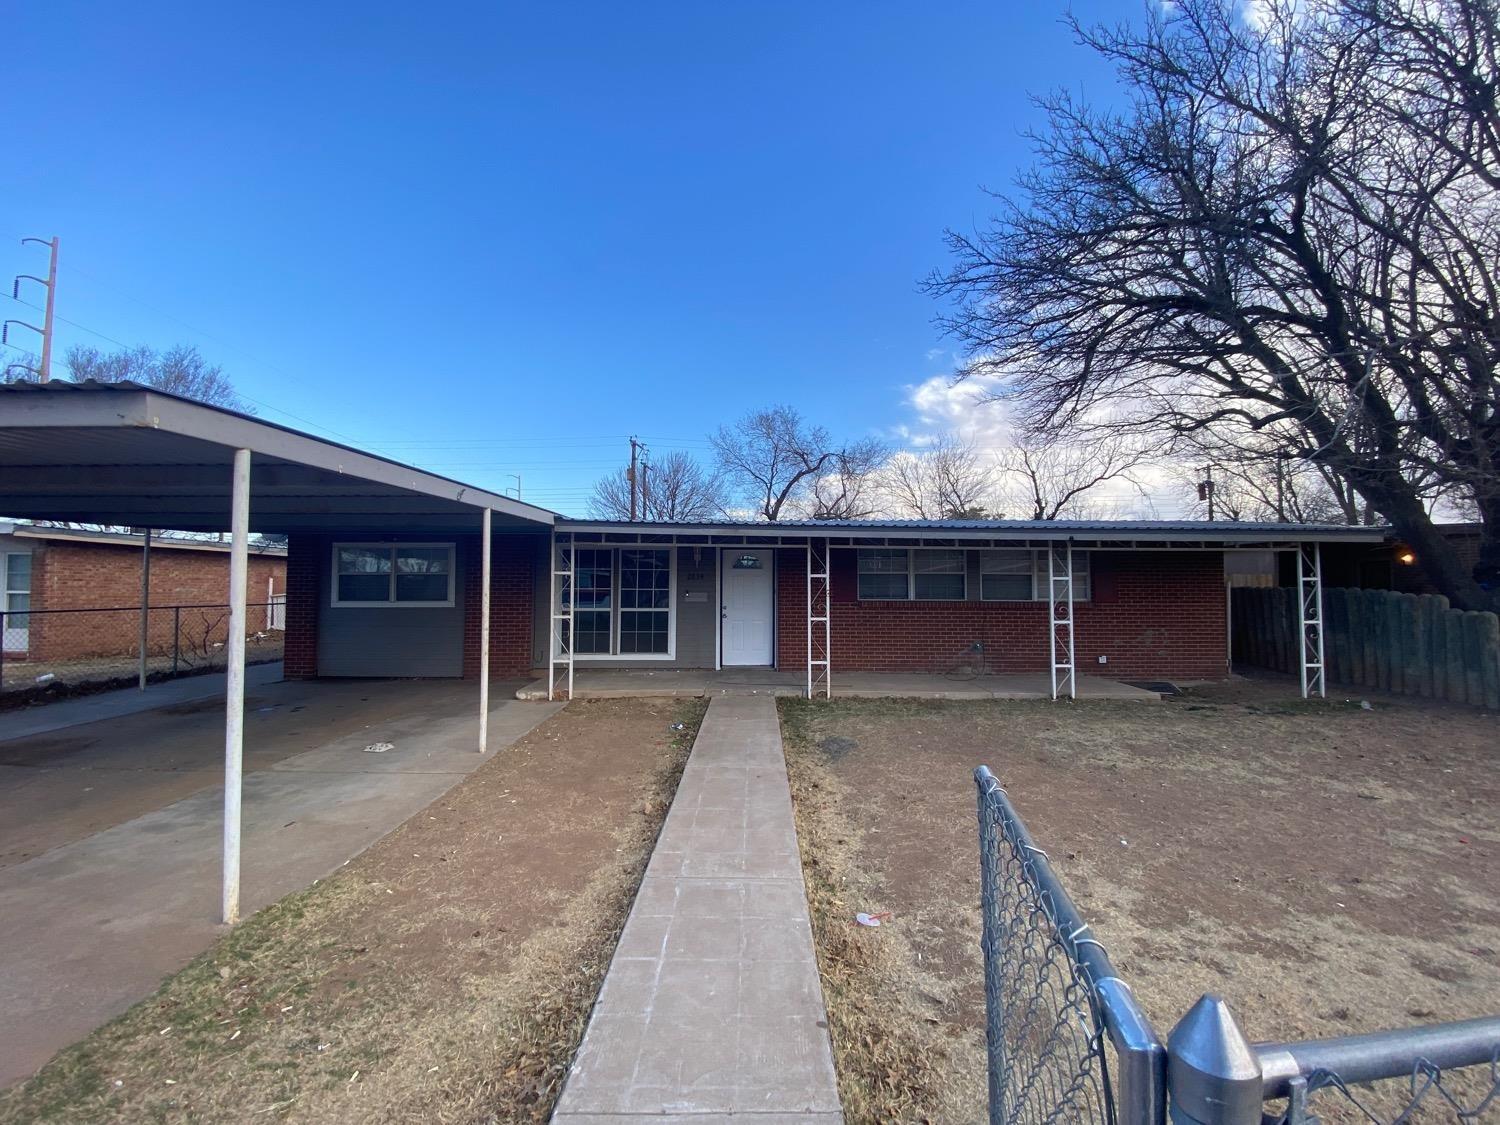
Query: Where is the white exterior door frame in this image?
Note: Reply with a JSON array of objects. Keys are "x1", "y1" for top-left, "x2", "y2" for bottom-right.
[{"x1": 719, "y1": 547, "x2": 775, "y2": 667}]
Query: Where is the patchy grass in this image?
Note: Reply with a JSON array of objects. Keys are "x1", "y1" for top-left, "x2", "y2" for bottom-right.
[
  {"x1": 780, "y1": 680, "x2": 1500, "y2": 1124},
  {"x1": 0, "y1": 697, "x2": 707, "y2": 1124}
]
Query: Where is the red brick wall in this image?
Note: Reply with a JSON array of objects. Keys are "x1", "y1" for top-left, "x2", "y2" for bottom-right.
[
  {"x1": 23, "y1": 539, "x2": 285, "y2": 662},
  {"x1": 775, "y1": 548, "x2": 1228, "y2": 680},
  {"x1": 461, "y1": 533, "x2": 539, "y2": 680},
  {"x1": 282, "y1": 533, "x2": 321, "y2": 678}
]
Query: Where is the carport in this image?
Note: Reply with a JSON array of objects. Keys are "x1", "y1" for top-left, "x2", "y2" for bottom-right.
[{"x1": 0, "y1": 380, "x2": 556, "y2": 923}]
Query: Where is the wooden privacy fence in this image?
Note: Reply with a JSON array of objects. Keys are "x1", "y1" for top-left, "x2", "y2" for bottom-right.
[{"x1": 1231, "y1": 586, "x2": 1500, "y2": 709}]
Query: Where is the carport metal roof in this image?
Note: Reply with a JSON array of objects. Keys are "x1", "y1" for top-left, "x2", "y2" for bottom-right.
[{"x1": 0, "y1": 381, "x2": 556, "y2": 533}]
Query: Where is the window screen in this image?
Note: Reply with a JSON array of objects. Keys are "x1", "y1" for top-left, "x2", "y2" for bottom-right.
[
  {"x1": 914, "y1": 550, "x2": 966, "y2": 600},
  {"x1": 857, "y1": 549, "x2": 910, "y2": 599},
  {"x1": 980, "y1": 550, "x2": 1034, "y2": 600}
]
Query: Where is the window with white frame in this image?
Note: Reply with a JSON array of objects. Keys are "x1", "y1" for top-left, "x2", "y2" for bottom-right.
[
  {"x1": 561, "y1": 547, "x2": 673, "y2": 656},
  {"x1": 979, "y1": 550, "x2": 1034, "y2": 600},
  {"x1": 856, "y1": 548, "x2": 911, "y2": 599},
  {"x1": 914, "y1": 549, "x2": 966, "y2": 600},
  {"x1": 978, "y1": 549, "x2": 1090, "y2": 601},
  {"x1": 332, "y1": 543, "x2": 455, "y2": 606},
  {"x1": 2, "y1": 552, "x2": 30, "y2": 649},
  {"x1": 856, "y1": 548, "x2": 968, "y2": 601}
]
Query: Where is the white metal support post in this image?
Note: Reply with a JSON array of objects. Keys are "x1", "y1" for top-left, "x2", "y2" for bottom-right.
[
  {"x1": 806, "y1": 538, "x2": 831, "y2": 699},
  {"x1": 548, "y1": 532, "x2": 574, "y2": 702},
  {"x1": 478, "y1": 507, "x2": 492, "y2": 753},
  {"x1": 1297, "y1": 541, "x2": 1326, "y2": 698},
  {"x1": 138, "y1": 528, "x2": 152, "y2": 690},
  {"x1": 1049, "y1": 541, "x2": 1076, "y2": 700},
  {"x1": 222, "y1": 448, "x2": 251, "y2": 925}
]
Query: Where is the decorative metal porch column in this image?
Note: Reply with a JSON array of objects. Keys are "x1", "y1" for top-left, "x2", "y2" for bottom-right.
[
  {"x1": 548, "y1": 531, "x2": 574, "y2": 702},
  {"x1": 1296, "y1": 541, "x2": 1326, "y2": 698},
  {"x1": 1048, "y1": 541, "x2": 1076, "y2": 700},
  {"x1": 806, "y1": 537, "x2": 831, "y2": 699}
]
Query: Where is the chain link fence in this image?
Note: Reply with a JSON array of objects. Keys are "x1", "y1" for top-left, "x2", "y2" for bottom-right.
[
  {"x1": 977, "y1": 766, "x2": 1500, "y2": 1125},
  {"x1": 1, "y1": 602, "x2": 284, "y2": 706},
  {"x1": 1267, "y1": 1054, "x2": 1500, "y2": 1124},
  {"x1": 975, "y1": 766, "x2": 1164, "y2": 1125}
]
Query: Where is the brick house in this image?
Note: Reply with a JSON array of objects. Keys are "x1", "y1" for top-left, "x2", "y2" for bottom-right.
[
  {"x1": 278, "y1": 517, "x2": 1380, "y2": 689},
  {"x1": 0, "y1": 523, "x2": 285, "y2": 662},
  {"x1": 0, "y1": 381, "x2": 1387, "y2": 698}
]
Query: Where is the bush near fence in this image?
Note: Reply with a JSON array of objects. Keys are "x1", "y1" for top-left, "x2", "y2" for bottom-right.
[{"x1": 1231, "y1": 586, "x2": 1500, "y2": 708}]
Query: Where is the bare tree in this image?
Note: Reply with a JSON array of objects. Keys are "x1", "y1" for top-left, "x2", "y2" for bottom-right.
[
  {"x1": 927, "y1": 0, "x2": 1500, "y2": 608},
  {"x1": 885, "y1": 438, "x2": 999, "y2": 519},
  {"x1": 66, "y1": 344, "x2": 251, "y2": 412},
  {"x1": 803, "y1": 441, "x2": 889, "y2": 519},
  {"x1": 996, "y1": 435, "x2": 1149, "y2": 520},
  {"x1": 589, "y1": 450, "x2": 726, "y2": 521},
  {"x1": 711, "y1": 406, "x2": 888, "y2": 521}
]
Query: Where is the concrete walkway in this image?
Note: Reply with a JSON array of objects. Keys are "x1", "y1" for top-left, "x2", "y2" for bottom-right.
[
  {"x1": 0, "y1": 661, "x2": 285, "y2": 743},
  {"x1": 553, "y1": 695, "x2": 842, "y2": 1123}
]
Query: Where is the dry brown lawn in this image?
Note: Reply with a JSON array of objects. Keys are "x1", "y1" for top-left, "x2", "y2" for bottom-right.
[
  {"x1": 780, "y1": 676, "x2": 1500, "y2": 1124},
  {"x1": 0, "y1": 697, "x2": 706, "y2": 1124}
]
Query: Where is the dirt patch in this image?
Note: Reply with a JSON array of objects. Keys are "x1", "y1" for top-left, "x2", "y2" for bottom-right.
[
  {"x1": 0, "y1": 696, "x2": 707, "y2": 1124},
  {"x1": 780, "y1": 679, "x2": 1500, "y2": 1124}
]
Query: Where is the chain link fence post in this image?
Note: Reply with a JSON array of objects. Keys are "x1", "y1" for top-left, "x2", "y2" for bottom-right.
[
  {"x1": 976, "y1": 767, "x2": 1007, "y2": 1125},
  {"x1": 1166, "y1": 995, "x2": 1263, "y2": 1125}
]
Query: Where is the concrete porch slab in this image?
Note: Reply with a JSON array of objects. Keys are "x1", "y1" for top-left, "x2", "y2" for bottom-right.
[{"x1": 518, "y1": 668, "x2": 1161, "y2": 702}]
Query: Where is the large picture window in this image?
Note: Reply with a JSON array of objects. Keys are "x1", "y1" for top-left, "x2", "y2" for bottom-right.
[
  {"x1": 561, "y1": 547, "x2": 673, "y2": 657},
  {"x1": 332, "y1": 543, "x2": 455, "y2": 606}
]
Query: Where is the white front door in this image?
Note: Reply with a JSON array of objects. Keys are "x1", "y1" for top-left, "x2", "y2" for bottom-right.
[{"x1": 721, "y1": 549, "x2": 774, "y2": 666}]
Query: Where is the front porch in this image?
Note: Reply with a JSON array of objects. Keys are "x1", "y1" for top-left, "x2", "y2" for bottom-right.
[{"x1": 516, "y1": 667, "x2": 1163, "y2": 701}]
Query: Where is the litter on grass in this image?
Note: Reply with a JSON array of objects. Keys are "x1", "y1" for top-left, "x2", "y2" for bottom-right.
[{"x1": 855, "y1": 911, "x2": 893, "y2": 927}]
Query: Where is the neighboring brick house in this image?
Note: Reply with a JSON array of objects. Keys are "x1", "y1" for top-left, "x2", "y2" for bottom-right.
[
  {"x1": 0, "y1": 523, "x2": 285, "y2": 662},
  {"x1": 277, "y1": 518, "x2": 1384, "y2": 685}
]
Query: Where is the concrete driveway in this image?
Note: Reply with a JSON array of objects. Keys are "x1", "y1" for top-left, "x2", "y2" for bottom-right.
[{"x1": 0, "y1": 676, "x2": 561, "y2": 1088}]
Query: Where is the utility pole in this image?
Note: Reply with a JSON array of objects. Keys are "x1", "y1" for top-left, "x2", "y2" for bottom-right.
[
  {"x1": 7, "y1": 237, "x2": 59, "y2": 382},
  {"x1": 508, "y1": 473, "x2": 522, "y2": 500},
  {"x1": 639, "y1": 454, "x2": 651, "y2": 522},
  {"x1": 1198, "y1": 465, "x2": 1216, "y2": 521},
  {"x1": 628, "y1": 436, "x2": 642, "y2": 522}
]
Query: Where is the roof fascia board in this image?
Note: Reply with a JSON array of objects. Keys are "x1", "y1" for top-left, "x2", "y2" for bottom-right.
[
  {"x1": 9, "y1": 525, "x2": 286, "y2": 554},
  {"x1": 554, "y1": 520, "x2": 1388, "y2": 544},
  {"x1": 4, "y1": 388, "x2": 554, "y2": 527}
]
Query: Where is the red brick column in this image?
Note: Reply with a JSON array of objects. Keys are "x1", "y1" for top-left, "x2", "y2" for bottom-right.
[
  {"x1": 282, "y1": 534, "x2": 322, "y2": 679},
  {"x1": 462, "y1": 533, "x2": 540, "y2": 679}
]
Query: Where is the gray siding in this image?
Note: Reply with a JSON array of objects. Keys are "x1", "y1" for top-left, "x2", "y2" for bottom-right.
[{"x1": 317, "y1": 542, "x2": 465, "y2": 678}]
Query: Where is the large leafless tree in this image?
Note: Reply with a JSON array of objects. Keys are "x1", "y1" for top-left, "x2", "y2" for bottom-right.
[
  {"x1": 589, "y1": 450, "x2": 727, "y2": 521},
  {"x1": 711, "y1": 406, "x2": 887, "y2": 521},
  {"x1": 66, "y1": 344, "x2": 250, "y2": 412},
  {"x1": 927, "y1": 0, "x2": 1500, "y2": 609},
  {"x1": 884, "y1": 438, "x2": 999, "y2": 519},
  {"x1": 995, "y1": 434, "x2": 1150, "y2": 520}
]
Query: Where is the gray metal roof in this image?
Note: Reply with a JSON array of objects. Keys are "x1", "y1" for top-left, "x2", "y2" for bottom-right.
[
  {"x1": 0, "y1": 380, "x2": 557, "y2": 534},
  {"x1": 556, "y1": 516, "x2": 1391, "y2": 544}
]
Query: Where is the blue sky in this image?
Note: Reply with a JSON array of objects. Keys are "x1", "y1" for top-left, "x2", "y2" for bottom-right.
[{"x1": 2, "y1": 1, "x2": 1128, "y2": 514}]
